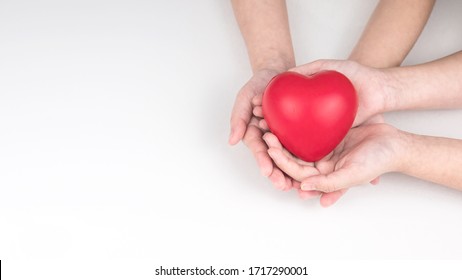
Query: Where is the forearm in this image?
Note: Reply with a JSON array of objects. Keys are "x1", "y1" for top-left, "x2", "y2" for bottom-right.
[
  {"x1": 349, "y1": 0, "x2": 434, "y2": 68},
  {"x1": 398, "y1": 131, "x2": 462, "y2": 190},
  {"x1": 383, "y1": 51, "x2": 462, "y2": 112},
  {"x1": 231, "y1": 0, "x2": 295, "y2": 72}
]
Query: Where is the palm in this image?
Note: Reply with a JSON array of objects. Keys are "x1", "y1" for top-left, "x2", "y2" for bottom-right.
[
  {"x1": 264, "y1": 124, "x2": 401, "y2": 205},
  {"x1": 318, "y1": 124, "x2": 400, "y2": 190}
]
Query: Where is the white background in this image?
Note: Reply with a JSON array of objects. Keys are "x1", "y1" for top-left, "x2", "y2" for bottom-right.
[{"x1": 1, "y1": 0, "x2": 462, "y2": 278}]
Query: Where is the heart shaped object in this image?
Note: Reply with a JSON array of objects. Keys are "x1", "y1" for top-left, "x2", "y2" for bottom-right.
[{"x1": 262, "y1": 71, "x2": 358, "y2": 162}]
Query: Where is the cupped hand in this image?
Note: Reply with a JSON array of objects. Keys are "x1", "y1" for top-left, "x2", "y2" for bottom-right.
[
  {"x1": 265, "y1": 124, "x2": 406, "y2": 199},
  {"x1": 229, "y1": 69, "x2": 303, "y2": 190},
  {"x1": 229, "y1": 69, "x2": 279, "y2": 145},
  {"x1": 253, "y1": 60, "x2": 389, "y2": 202},
  {"x1": 289, "y1": 59, "x2": 390, "y2": 127},
  {"x1": 252, "y1": 60, "x2": 389, "y2": 127},
  {"x1": 263, "y1": 132, "x2": 345, "y2": 207},
  {"x1": 295, "y1": 60, "x2": 387, "y2": 188}
]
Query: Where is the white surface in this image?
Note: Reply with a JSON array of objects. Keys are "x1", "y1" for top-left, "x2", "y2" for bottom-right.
[{"x1": 1, "y1": 0, "x2": 462, "y2": 269}]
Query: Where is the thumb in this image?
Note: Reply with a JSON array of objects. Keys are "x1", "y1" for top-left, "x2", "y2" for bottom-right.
[
  {"x1": 300, "y1": 168, "x2": 360, "y2": 193},
  {"x1": 229, "y1": 91, "x2": 253, "y2": 145},
  {"x1": 289, "y1": 59, "x2": 340, "y2": 76}
]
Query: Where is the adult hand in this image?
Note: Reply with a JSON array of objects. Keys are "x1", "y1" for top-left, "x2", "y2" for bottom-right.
[
  {"x1": 229, "y1": 69, "x2": 311, "y2": 191},
  {"x1": 253, "y1": 60, "x2": 389, "y2": 128},
  {"x1": 252, "y1": 60, "x2": 387, "y2": 203},
  {"x1": 290, "y1": 59, "x2": 390, "y2": 127},
  {"x1": 289, "y1": 60, "x2": 389, "y2": 191},
  {"x1": 264, "y1": 123, "x2": 406, "y2": 199}
]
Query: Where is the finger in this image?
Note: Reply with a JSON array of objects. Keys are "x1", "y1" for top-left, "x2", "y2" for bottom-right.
[
  {"x1": 263, "y1": 132, "x2": 313, "y2": 166},
  {"x1": 283, "y1": 174, "x2": 293, "y2": 191},
  {"x1": 297, "y1": 189, "x2": 322, "y2": 200},
  {"x1": 319, "y1": 189, "x2": 348, "y2": 207},
  {"x1": 300, "y1": 168, "x2": 359, "y2": 193},
  {"x1": 229, "y1": 118, "x2": 247, "y2": 145},
  {"x1": 254, "y1": 151, "x2": 274, "y2": 178},
  {"x1": 258, "y1": 119, "x2": 269, "y2": 130},
  {"x1": 229, "y1": 90, "x2": 254, "y2": 145},
  {"x1": 252, "y1": 94, "x2": 263, "y2": 106},
  {"x1": 269, "y1": 167, "x2": 289, "y2": 191},
  {"x1": 292, "y1": 180, "x2": 301, "y2": 189},
  {"x1": 243, "y1": 122, "x2": 273, "y2": 177},
  {"x1": 267, "y1": 148, "x2": 318, "y2": 182},
  {"x1": 263, "y1": 132, "x2": 283, "y2": 149},
  {"x1": 288, "y1": 59, "x2": 333, "y2": 76},
  {"x1": 287, "y1": 173, "x2": 304, "y2": 190},
  {"x1": 314, "y1": 158, "x2": 335, "y2": 175},
  {"x1": 253, "y1": 106, "x2": 263, "y2": 118},
  {"x1": 370, "y1": 177, "x2": 380, "y2": 185}
]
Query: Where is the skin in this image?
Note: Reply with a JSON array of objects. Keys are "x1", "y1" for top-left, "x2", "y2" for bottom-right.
[
  {"x1": 229, "y1": 0, "x2": 297, "y2": 191},
  {"x1": 265, "y1": 53, "x2": 462, "y2": 194},
  {"x1": 252, "y1": 62, "x2": 389, "y2": 205},
  {"x1": 349, "y1": 0, "x2": 435, "y2": 68},
  {"x1": 230, "y1": 0, "x2": 435, "y2": 206},
  {"x1": 263, "y1": 124, "x2": 403, "y2": 193}
]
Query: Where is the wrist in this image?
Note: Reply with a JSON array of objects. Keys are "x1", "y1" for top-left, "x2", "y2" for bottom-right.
[
  {"x1": 252, "y1": 54, "x2": 295, "y2": 74},
  {"x1": 379, "y1": 67, "x2": 404, "y2": 114},
  {"x1": 392, "y1": 129, "x2": 416, "y2": 174}
]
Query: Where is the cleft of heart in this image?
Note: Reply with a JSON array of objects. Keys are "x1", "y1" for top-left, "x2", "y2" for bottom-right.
[{"x1": 262, "y1": 71, "x2": 358, "y2": 162}]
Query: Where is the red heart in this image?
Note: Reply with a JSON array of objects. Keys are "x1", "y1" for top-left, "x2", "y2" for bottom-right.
[{"x1": 262, "y1": 71, "x2": 358, "y2": 162}]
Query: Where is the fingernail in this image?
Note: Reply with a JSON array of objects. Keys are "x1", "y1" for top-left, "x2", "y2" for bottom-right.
[{"x1": 301, "y1": 183, "x2": 316, "y2": 190}]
